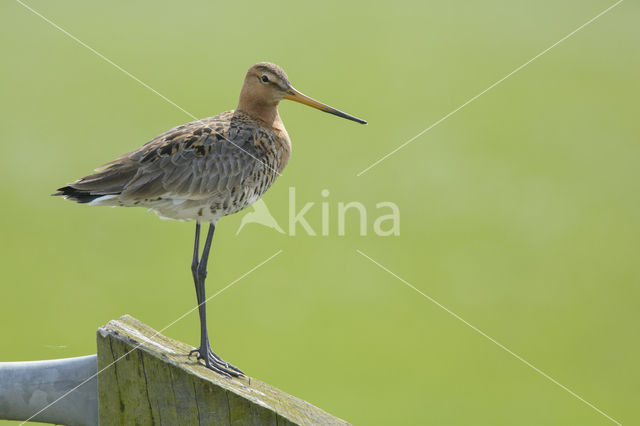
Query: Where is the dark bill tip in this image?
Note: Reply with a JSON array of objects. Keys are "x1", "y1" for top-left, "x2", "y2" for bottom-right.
[{"x1": 284, "y1": 88, "x2": 367, "y2": 125}]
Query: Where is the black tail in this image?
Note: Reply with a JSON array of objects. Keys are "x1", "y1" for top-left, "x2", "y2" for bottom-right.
[{"x1": 52, "y1": 186, "x2": 107, "y2": 204}]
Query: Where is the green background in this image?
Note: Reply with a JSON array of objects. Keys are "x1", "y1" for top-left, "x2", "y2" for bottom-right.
[{"x1": 1, "y1": 0, "x2": 638, "y2": 424}]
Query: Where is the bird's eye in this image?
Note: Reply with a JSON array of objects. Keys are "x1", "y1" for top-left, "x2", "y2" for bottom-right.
[{"x1": 261, "y1": 75, "x2": 269, "y2": 83}]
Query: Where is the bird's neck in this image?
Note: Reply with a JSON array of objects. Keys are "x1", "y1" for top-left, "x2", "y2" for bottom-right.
[{"x1": 237, "y1": 98, "x2": 283, "y2": 131}]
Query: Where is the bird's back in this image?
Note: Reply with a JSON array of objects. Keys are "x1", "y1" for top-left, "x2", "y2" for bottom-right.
[{"x1": 55, "y1": 110, "x2": 290, "y2": 222}]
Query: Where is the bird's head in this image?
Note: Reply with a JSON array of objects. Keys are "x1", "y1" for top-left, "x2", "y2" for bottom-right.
[{"x1": 238, "y1": 62, "x2": 366, "y2": 125}]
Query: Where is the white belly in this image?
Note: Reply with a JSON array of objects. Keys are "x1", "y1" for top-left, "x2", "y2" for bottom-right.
[{"x1": 89, "y1": 194, "x2": 262, "y2": 223}]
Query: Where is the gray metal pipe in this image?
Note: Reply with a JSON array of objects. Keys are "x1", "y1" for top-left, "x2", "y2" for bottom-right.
[{"x1": 0, "y1": 354, "x2": 98, "y2": 425}]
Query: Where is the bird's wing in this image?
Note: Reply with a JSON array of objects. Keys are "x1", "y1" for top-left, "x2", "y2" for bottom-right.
[{"x1": 63, "y1": 112, "x2": 270, "y2": 202}]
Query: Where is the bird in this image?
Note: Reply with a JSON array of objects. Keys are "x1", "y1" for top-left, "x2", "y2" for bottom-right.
[{"x1": 53, "y1": 62, "x2": 366, "y2": 377}]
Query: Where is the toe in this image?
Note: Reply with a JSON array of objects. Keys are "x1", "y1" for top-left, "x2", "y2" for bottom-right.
[
  {"x1": 208, "y1": 350, "x2": 244, "y2": 375},
  {"x1": 207, "y1": 363, "x2": 232, "y2": 378}
]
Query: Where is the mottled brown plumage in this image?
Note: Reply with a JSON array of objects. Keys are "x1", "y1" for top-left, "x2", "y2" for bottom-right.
[
  {"x1": 53, "y1": 62, "x2": 366, "y2": 377},
  {"x1": 56, "y1": 110, "x2": 289, "y2": 222}
]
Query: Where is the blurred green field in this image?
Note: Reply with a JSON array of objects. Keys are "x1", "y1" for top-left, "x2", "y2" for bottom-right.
[{"x1": 1, "y1": 0, "x2": 638, "y2": 424}]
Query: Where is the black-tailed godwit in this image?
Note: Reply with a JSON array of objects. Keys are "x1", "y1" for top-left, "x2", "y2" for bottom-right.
[{"x1": 54, "y1": 62, "x2": 366, "y2": 376}]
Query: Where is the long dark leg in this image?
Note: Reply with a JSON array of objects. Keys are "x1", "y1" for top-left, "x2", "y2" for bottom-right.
[
  {"x1": 188, "y1": 222, "x2": 243, "y2": 377},
  {"x1": 195, "y1": 224, "x2": 215, "y2": 364},
  {"x1": 191, "y1": 222, "x2": 202, "y2": 307}
]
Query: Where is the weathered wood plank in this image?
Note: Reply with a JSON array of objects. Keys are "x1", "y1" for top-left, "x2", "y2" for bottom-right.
[{"x1": 97, "y1": 315, "x2": 349, "y2": 425}]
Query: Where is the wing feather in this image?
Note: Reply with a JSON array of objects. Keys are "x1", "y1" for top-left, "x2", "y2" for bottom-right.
[{"x1": 60, "y1": 111, "x2": 269, "y2": 204}]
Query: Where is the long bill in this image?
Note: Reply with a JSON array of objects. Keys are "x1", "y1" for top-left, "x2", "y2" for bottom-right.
[{"x1": 284, "y1": 88, "x2": 367, "y2": 124}]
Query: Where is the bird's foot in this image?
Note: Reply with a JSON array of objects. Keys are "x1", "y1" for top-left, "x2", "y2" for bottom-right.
[{"x1": 188, "y1": 346, "x2": 244, "y2": 378}]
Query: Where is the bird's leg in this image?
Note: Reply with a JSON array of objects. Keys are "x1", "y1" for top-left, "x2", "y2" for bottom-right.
[
  {"x1": 187, "y1": 222, "x2": 244, "y2": 377},
  {"x1": 190, "y1": 221, "x2": 202, "y2": 303}
]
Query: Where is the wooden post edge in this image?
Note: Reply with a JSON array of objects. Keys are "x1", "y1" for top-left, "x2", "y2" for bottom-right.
[{"x1": 97, "y1": 315, "x2": 350, "y2": 425}]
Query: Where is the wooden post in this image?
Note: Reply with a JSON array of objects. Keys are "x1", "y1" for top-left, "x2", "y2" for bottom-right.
[{"x1": 97, "y1": 315, "x2": 350, "y2": 425}]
